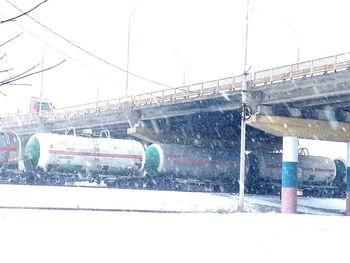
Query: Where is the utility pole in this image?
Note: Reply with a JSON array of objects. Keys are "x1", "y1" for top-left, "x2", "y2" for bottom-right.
[{"x1": 238, "y1": 0, "x2": 250, "y2": 212}]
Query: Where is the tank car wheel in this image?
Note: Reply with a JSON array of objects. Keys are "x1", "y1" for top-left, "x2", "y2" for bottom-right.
[{"x1": 106, "y1": 181, "x2": 117, "y2": 188}]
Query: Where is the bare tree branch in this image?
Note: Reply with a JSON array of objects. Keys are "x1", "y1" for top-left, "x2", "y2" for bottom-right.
[
  {"x1": 0, "y1": 1, "x2": 65, "y2": 97},
  {"x1": 6, "y1": 0, "x2": 174, "y2": 89},
  {"x1": 0, "y1": 68, "x2": 13, "y2": 74},
  {"x1": 0, "y1": 82, "x2": 31, "y2": 97},
  {"x1": 1, "y1": 0, "x2": 48, "y2": 24},
  {"x1": 0, "y1": 53, "x2": 7, "y2": 61},
  {"x1": 1, "y1": 63, "x2": 41, "y2": 85},
  {"x1": 0, "y1": 33, "x2": 23, "y2": 48},
  {"x1": 0, "y1": 59, "x2": 66, "y2": 87}
]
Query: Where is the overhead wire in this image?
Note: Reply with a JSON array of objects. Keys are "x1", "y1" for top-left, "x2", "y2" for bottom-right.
[
  {"x1": 5, "y1": 0, "x2": 174, "y2": 89},
  {"x1": 0, "y1": 11, "x2": 125, "y2": 88},
  {"x1": 0, "y1": 0, "x2": 47, "y2": 24}
]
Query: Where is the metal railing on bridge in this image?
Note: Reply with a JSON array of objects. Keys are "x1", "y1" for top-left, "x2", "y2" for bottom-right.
[{"x1": 1, "y1": 52, "x2": 350, "y2": 126}]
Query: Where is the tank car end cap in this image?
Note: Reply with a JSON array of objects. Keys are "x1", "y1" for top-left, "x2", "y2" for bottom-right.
[
  {"x1": 145, "y1": 144, "x2": 162, "y2": 175},
  {"x1": 24, "y1": 136, "x2": 40, "y2": 170}
]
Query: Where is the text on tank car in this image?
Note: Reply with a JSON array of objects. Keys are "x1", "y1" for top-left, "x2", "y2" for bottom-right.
[
  {"x1": 48, "y1": 149, "x2": 142, "y2": 159},
  {"x1": 265, "y1": 164, "x2": 335, "y2": 173},
  {"x1": 166, "y1": 157, "x2": 238, "y2": 166}
]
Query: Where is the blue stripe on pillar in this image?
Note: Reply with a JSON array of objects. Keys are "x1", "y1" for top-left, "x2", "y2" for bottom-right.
[
  {"x1": 347, "y1": 168, "x2": 350, "y2": 193},
  {"x1": 282, "y1": 162, "x2": 297, "y2": 188}
]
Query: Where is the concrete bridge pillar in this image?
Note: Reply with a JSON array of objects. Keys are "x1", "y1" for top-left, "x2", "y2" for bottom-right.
[
  {"x1": 346, "y1": 143, "x2": 350, "y2": 216},
  {"x1": 281, "y1": 136, "x2": 298, "y2": 214}
]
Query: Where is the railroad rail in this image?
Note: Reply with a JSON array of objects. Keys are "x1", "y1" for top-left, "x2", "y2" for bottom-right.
[{"x1": 1, "y1": 52, "x2": 350, "y2": 125}]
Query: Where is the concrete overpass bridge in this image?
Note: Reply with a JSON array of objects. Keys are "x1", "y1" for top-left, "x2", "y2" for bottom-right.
[{"x1": 1, "y1": 52, "x2": 350, "y2": 150}]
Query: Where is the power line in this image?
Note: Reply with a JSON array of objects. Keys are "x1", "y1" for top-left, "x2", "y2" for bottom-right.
[
  {"x1": 5, "y1": 0, "x2": 174, "y2": 89},
  {"x1": 0, "y1": 9, "x2": 125, "y2": 88},
  {"x1": 0, "y1": 0, "x2": 47, "y2": 24}
]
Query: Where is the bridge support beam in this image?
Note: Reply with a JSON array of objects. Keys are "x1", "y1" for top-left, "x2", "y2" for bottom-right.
[
  {"x1": 247, "y1": 115, "x2": 350, "y2": 142},
  {"x1": 281, "y1": 136, "x2": 298, "y2": 214},
  {"x1": 347, "y1": 142, "x2": 350, "y2": 216}
]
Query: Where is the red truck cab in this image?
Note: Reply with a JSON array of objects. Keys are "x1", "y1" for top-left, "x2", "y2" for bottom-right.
[{"x1": 29, "y1": 96, "x2": 53, "y2": 115}]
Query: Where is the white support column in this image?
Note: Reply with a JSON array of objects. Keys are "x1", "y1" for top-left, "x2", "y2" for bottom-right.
[
  {"x1": 281, "y1": 136, "x2": 298, "y2": 214},
  {"x1": 346, "y1": 142, "x2": 350, "y2": 216}
]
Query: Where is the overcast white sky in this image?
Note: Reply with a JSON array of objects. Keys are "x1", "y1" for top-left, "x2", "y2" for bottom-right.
[{"x1": 0, "y1": 0, "x2": 349, "y2": 158}]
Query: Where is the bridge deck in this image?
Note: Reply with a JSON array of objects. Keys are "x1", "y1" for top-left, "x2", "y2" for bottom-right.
[
  {"x1": 1, "y1": 51, "x2": 349, "y2": 125},
  {"x1": 1, "y1": 51, "x2": 350, "y2": 147}
]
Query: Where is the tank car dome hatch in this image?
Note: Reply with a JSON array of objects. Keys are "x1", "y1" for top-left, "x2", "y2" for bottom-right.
[
  {"x1": 144, "y1": 144, "x2": 162, "y2": 175},
  {"x1": 24, "y1": 136, "x2": 40, "y2": 170}
]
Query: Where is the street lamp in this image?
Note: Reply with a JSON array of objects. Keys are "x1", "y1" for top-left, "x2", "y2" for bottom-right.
[
  {"x1": 39, "y1": 40, "x2": 48, "y2": 116},
  {"x1": 173, "y1": 49, "x2": 186, "y2": 87},
  {"x1": 286, "y1": 21, "x2": 300, "y2": 63},
  {"x1": 126, "y1": 0, "x2": 144, "y2": 97}
]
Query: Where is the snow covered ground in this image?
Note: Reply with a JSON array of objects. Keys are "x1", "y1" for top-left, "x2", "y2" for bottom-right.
[
  {"x1": 0, "y1": 184, "x2": 348, "y2": 263},
  {"x1": 0, "y1": 184, "x2": 345, "y2": 214}
]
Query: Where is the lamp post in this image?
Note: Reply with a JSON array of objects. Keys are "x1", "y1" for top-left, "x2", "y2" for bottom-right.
[
  {"x1": 96, "y1": 86, "x2": 99, "y2": 109},
  {"x1": 173, "y1": 49, "x2": 186, "y2": 87},
  {"x1": 126, "y1": 0, "x2": 144, "y2": 97},
  {"x1": 238, "y1": 0, "x2": 250, "y2": 212},
  {"x1": 286, "y1": 21, "x2": 300, "y2": 63},
  {"x1": 39, "y1": 40, "x2": 48, "y2": 116},
  {"x1": 40, "y1": 43, "x2": 45, "y2": 99}
]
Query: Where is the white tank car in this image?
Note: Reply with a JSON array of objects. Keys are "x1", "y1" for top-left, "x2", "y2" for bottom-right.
[
  {"x1": 0, "y1": 131, "x2": 21, "y2": 168},
  {"x1": 144, "y1": 143, "x2": 242, "y2": 178},
  {"x1": 23, "y1": 132, "x2": 145, "y2": 174},
  {"x1": 248, "y1": 152, "x2": 337, "y2": 184}
]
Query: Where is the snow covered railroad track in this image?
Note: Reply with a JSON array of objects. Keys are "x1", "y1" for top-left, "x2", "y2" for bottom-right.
[
  {"x1": 0, "y1": 184, "x2": 237, "y2": 213},
  {"x1": 0, "y1": 184, "x2": 346, "y2": 215},
  {"x1": 0, "y1": 205, "x2": 212, "y2": 214}
]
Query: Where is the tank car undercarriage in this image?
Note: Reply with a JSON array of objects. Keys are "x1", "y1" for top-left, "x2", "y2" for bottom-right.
[
  {"x1": 0, "y1": 168, "x2": 345, "y2": 198},
  {"x1": 0, "y1": 168, "x2": 240, "y2": 193}
]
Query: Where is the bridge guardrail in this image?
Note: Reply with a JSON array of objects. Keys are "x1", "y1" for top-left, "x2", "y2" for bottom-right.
[{"x1": 1, "y1": 52, "x2": 350, "y2": 126}]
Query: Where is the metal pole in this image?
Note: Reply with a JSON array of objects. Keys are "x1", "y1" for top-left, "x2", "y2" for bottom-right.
[
  {"x1": 39, "y1": 41, "x2": 47, "y2": 116},
  {"x1": 40, "y1": 45, "x2": 45, "y2": 99},
  {"x1": 286, "y1": 21, "x2": 300, "y2": 63},
  {"x1": 126, "y1": 0, "x2": 144, "y2": 98},
  {"x1": 346, "y1": 142, "x2": 350, "y2": 216},
  {"x1": 96, "y1": 86, "x2": 100, "y2": 109},
  {"x1": 173, "y1": 49, "x2": 186, "y2": 86},
  {"x1": 238, "y1": 0, "x2": 250, "y2": 212},
  {"x1": 126, "y1": 17, "x2": 131, "y2": 98},
  {"x1": 297, "y1": 48, "x2": 300, "y2": 63}
]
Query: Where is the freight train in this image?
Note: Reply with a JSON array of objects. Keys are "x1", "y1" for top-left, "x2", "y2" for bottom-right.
[
  {"x1": 24, "y1": 131, "x2": 144, "y2": 174},
  {"x1": 143, "y1": 143, "x2": 346, "y2": 195},
  {"x1": 0, "y1": 131, "x2": 21, "y2": 170},
  {"x1": 0, "y1": 130, "x2": 347, "y2": 196},
  {"x1": 246, "y1": 151, "x2": 346, "y2": 196}
]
